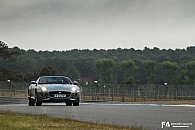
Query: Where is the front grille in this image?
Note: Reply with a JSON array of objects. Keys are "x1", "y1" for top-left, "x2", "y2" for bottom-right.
[{"x1": 49, "y1": 91, "x2": 71, "y2": 98}]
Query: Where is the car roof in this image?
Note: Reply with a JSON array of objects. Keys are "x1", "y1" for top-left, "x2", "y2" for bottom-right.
[{"x1": 40, "y1": 76, "x2": 68, "y2": 78}]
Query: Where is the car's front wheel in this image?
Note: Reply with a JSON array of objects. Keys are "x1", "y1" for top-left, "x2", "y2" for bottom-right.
[
  {"x1": 73, "y1": 101, "x2": 79, "y2": 106},
  {"x1": 36, "y1": 97, "x2": 42, "y2": 106},
  {"x1": 66, "y1": 101, "x2": 72, "y2": 106},
  {"x1": 28, "y1": 97, "x2": 35, "y2": 106},
  {"x1": 73, "y1": 98, "x2": 80, "y2": 106}
]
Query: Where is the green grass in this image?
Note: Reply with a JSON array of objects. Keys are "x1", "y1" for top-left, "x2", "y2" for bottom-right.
[{"x1": 0, "y1": 110, "x2": 143, "y2": 130}]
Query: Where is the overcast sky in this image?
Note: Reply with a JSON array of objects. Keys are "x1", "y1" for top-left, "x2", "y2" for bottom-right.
[{"x1": 1, "y1": 0, "x2": 195, "y2": 51}]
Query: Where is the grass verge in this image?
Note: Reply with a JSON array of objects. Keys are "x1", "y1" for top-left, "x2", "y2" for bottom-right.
[{"x1": 0, "y1": 110, "x2": 143, "y2": 130}]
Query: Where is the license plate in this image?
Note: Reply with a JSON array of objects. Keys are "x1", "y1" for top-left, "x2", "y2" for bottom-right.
[{"x1": 54, "y1": 94, "x2": 66, "y2": 98}]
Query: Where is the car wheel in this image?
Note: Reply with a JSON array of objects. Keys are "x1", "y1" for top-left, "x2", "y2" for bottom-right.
[
  {"x1": 36, "y1": 97, "x2": 42, "y2": 106},
  {"x1": 28, "y1": 97, "x2": 35, "y2": 106},
  {"x1": 66, "y1": 101, "x2": 72, "y2": 106},
  {"x1": 73, "y1": 101, "x2": 79, "y2": 106},
  {"x1": 73, "y1": 98, "x2": 79, "y2": 106}
]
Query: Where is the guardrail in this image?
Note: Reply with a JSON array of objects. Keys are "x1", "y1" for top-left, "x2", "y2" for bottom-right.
[
  {"x1": 0, "y1": 89, "x2": 27, "y2": 98},
  {"x1": 0, "y1": 97, "x2": 27, "y2": 104}
]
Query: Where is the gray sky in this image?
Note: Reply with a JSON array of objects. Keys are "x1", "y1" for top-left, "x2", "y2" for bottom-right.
[{"x1": 1, "y1": 0, "x2": 195, "y2": 51}]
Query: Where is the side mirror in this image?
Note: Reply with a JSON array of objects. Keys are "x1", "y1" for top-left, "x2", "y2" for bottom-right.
[
  {"x1": 31, "y1": 81, "x2": 37, "y2": 85},
  {"x1": 73, "y1": 81, "x2": 78, "y2": 85}
]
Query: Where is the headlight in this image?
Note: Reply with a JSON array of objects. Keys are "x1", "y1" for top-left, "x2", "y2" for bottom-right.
[
  {"x1": 40, "y1": 86, "x2": 47, "y2": 92},
  {"x1": 72, "y1": 87, "x2": 77, "y2": 93}
]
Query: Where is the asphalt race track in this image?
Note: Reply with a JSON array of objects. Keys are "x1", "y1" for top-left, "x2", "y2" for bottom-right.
[{"x1": 0, "y1": 102, "x2": 194, "y2": 130}]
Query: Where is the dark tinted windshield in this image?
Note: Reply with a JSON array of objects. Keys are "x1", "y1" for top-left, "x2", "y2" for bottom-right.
[{"x1": 38, "y1": 77, "x2": 73, "y2": 84}]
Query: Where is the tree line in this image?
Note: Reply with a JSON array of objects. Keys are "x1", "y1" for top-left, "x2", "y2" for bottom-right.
[{"x1": 1, "y1": 41, "x2": 195, "y2": 85}]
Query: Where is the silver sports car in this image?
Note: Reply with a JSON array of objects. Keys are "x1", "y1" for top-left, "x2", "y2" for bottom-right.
[{"x1": 28, "y1": 76, "x2": 80, "y2": 106}]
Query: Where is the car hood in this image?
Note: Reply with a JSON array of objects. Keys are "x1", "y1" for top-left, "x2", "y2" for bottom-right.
[{"x1": 39, "y1": 84, "x2": 79, "y2": 92}]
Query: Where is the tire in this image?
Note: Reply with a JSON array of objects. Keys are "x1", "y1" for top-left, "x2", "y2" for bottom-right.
[
  {"x1": 28, "y1": 97, "x2": 35, "y2": 106},
  {"x1": 36, "y1": 97, "x2": 42, "y2": 106},
  {"x1": 73, "y1": 101, "x2": 79, "y2": 106},
  {"x1": 73, "y1": 98, "x2": 80, "y2": 106},
  {"x1": 66, "y1": 101, "x2": 72, "y2": 106}
]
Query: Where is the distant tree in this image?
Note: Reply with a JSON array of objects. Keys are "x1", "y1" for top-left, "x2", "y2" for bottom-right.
[
  {"x1": 23, "y1": 72, "x2": 34, "y2": 82},
  {"x1": 178, "y1": 70, "x2": 190, "y2": 85},
  {"x1": 187, "y1": 46, "x2": 195, "y2": 54},
  {"x1": 65, "y1": 63, "x2": 80, "y2": 81},
  {"x1": 0, "y1": 41, "x2": 20, "y2": 60},
  {"x1": 0, "y1": 41, "x2": 21, "y2": 81},
  {"x1": 184, "y1": 61, "x2": 195, "y2": 85},
  {"x1": 71, "y1": 58, "x2": 96, "y2": 78},
  {"x1": 4, "y1": 44, "x2": 195, "y2": 85},
  {"x1": 122, "y1": 77, "x2": 140, "y2": 84},
  {"x1": 17, "y1": 58, "x2": 34, "y2": 74},
  {"x1": 94, "y1": 58, "x2": 114, "y2": 84},
  {"x1": 161, "y1": 61, "x2": 179, "y2": 85},
  {"x1": 143, "y1": 60, "x2": 156, "y2": 84},
  {"x1": 39, "y1": 64, "x2": 57, "y2": 76},
  {"x1": 120, "y1": 60, "x2": 138, "y2": 84},
  {"x1": 0, "y1": 67, "x2": 22, "y2": 81},
  {"x1": 23, "y1": 72, "x2": 41, "y2": 82}
]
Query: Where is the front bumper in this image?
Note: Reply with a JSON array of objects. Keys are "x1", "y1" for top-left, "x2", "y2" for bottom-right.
[{"x1": 36, "y1": 91, "x2": 79, "y2": 102}]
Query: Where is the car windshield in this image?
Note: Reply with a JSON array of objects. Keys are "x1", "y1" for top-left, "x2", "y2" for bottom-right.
[{"x1": 38, "y1": 77, "x2": 73, "y2": 84}]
